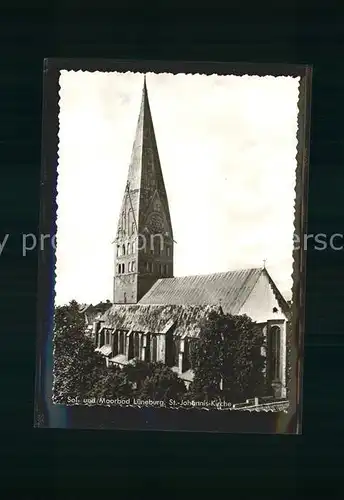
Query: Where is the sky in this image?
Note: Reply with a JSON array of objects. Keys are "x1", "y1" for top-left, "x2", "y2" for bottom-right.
[{"x1": 56, "y1": 70, "x2": 300, "y2": 306}]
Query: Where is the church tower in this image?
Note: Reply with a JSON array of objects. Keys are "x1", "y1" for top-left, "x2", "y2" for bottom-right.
[{"x1": 113, "y1": 76, "x2": 174, "y2": 304}]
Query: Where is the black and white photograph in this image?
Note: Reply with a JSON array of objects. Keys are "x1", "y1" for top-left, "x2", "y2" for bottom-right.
[{"x1": 35, "y1": 60, "x2": 312, "y2": 433}]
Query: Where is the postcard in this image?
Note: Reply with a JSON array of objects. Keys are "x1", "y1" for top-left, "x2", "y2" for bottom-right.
[{"x1": 34, "y1": 59, "x2": 312, "y2": 433}]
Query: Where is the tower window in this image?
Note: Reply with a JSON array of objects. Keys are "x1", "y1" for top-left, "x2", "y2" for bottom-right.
[
  {"x1": 131, "y1": 222, "x2": 135, "y2": 235},
  {"x1": 132, "y1": 261, "x2": 136, "y2": 272},
  {"x1": 166, "y1": 246, "x2": 171, "y2": 257},
  {"x1": 132, "y1": 241, "x2": 136, "y2": 254},
  {"x1": 121, "y1": 263, "x2": 125, "y2": 274},
  {"x1": 127, "y1": 243, "x2": 131, "y2": 255},
  {"x1": 122, "y1": 244, "x2": 126, "y2": 256},
  {"x1": 117, "y1": 245, "x2": 120, "y2": 257}
]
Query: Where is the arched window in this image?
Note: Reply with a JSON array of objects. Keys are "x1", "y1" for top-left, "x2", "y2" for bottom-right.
[
  {"x1": 131, "y1": 222, "x2": 135, "y2": 236},
  {"x1": 122, "y1": 244, "x2": 126, "y2": 256},
  {"x1": 132, "y1": 261, "x2": 136, "y2": 272},
  {"x1": 133, "y1": 332, "x2": 140, "y2": 359},
  {"x1": 118, "y1": 330, "x2": 126, "y2": 354},
  {"x1": 121, "y1": 263, "x2": 125, "y2": 274},
  {"x1": 270, "y1": 325, "x2": 281, "y2": 381},
  {"x1": 174, "y1": 339, "x2": 180, "y2": 366},
  {"x1": 127, "y1": 243, "x2": 131, "y2": 255},
  {"x1": 151, "y1": 336, "x2": 158, "y2": 362},
  {"x1": 132, "y1": 241, "x2": 136, "y2": 254},
  {"x1": 117, "y1": 245, "x2": 120, "y2": 257}
]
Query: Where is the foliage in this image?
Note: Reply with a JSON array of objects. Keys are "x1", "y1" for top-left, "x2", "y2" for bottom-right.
[
  {"x1": 53, "y1": 300, "x2": 107, "y2": 403},
  {"x1": 88, "y1": 365, "x2": 133, "y2": 399},
  {"x1": 122, "y1": 360, "x2": 154, "y2": 388},
  {"x1": 128, "y1": 361, "x2": 186, "y2": 402},
  {"x1": 187, "y1": 311, "x2": 267, "y2": 403}
]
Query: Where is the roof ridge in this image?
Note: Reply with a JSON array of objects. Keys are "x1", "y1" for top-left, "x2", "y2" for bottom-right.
[{"x1": 165, "y1": 267, "x2": 263, "y2": 280}]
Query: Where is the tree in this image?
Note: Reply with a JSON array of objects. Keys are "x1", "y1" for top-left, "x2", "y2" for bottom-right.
[
  {"x1": 188, "y1": 311, "x2": 267, "y2": 403},
  {"x1": 53, "y1": 300, "x2": 108, "y2": 403},
  {"x1": 89, "y1": 365, "x2": 133, "y2": 399},
  {"x1": 122, "y1": 360, "x2": 154, "y2": 389},
  {"x1": 135, "y1": 362, "x2": 186, "y2": 403}
]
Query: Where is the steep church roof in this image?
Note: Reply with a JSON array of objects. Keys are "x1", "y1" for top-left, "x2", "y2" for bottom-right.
[
  {"x1": 116, "y1": 75, "x2": 172, "y2": 237},
  {"x1": 138, "y1": 267, "x2": 290, "y2": 316}
]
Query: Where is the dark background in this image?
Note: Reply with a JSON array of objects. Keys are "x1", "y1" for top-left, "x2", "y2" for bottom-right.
[{"x1": 0, "y1": 6, "x2": 342, "y2": 496}]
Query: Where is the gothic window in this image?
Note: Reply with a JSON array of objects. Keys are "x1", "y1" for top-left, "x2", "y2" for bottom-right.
[
  {"x1": 105, "y1": 330, "x2": 110, "y2": 345},
  {"x1": 121, "y1": 263, "x2": 125, "y2": 274},
  {"x1": 131, "y1": 222, "x2": 135, "y2": 235},
  {"x1": 132, "y1": 261, "x2": 136, "y2": 272},
  {"x1": 132, "y1": 241, "x2": 136, "y2": 254},
  {"x1": 118, "y1": 331, "x2": 126, "y2": 355},
  {"x1": 174, "y1": 339, "x2": 180, "y2": 366},
  {"x1": 117, "y1": 245, "x2": 120, "y2": 257},
  {"x1": 112, "y1": 331, "x2": 119, "y2": 356},
  {"x1": 183, "y1": 339, "x2": 194, "y2": 371},
  {"x1": 138, "y1": 234, "x2": 146, "y2": 253},
  {"x1": 133, "y1": 332, "x2": 140, "y2": 359},
  {"x1": 122, "y1": 244, "x2": 126, "y2": 256},
  {"x1": 127, "y1": 243, "x2": 131, "y2": 255},
  {"x1": 128, "y1": 262, "x2": 131, "y2": 273},
  {"x1": 151, "y1": 336, "x2": 158, "y2": 362},
  {"x1": 269, "y1": 326, "x2": 281, "y2": 382}
]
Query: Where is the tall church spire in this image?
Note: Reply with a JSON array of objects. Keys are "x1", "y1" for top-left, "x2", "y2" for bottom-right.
[{"x1": 113, "y1": 75, "x2": 174, "y2": 304}]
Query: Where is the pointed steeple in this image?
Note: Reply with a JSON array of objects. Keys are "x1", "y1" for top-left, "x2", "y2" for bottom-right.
[{"x1": 113, "y1": 75, "x2": 174, "y2": 304}]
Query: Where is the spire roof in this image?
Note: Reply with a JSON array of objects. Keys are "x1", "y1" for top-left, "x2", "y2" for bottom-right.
[{"x1": 119, "y1": 74, "x2": 172, "y2": 233}]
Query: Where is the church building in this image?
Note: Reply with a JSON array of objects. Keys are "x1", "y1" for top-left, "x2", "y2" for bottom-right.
[{"x1": 94, "y1": 76, "x2": 291, "y2": 399}]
